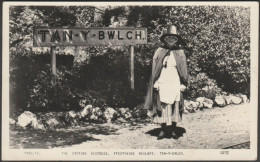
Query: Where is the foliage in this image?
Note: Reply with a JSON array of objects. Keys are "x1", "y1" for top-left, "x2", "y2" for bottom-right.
[
  {"x1": 186, "y1": 73, "x2": 222, "y2": 100},
  {"x1": 124, "y1": 6, "x2": 250, "y2": 96},
  {"x1": 9, "y1": 6, "x2": 95, "y2": 53},
  {"x1": 9, "y1": 5, "x2": 250, "y2": 114},
  {"x1": 9, "y1": 52, "x2": 79, "y2": 115},
  {"x1": 72, "y1": 47, "x2": 144, "y2": 108},
  {"x1": 162, "y1": 6, "x2": 250, "y2": 95}
]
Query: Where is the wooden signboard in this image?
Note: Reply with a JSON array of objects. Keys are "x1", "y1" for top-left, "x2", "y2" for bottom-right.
[
  {"x1": 33, "y1": 27, "x2": 148, "y2": 90},
  {"x1": 33, "y1": 27, "x2": 147, "y2": 47}
]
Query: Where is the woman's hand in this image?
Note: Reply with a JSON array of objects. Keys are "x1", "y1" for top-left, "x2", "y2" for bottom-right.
[
  {"x1": 153, "y1": 81, "x2": 159, "y2": 91},
  {"x1": 180, "y1": 84, "x2": 186, "y2": 92}
]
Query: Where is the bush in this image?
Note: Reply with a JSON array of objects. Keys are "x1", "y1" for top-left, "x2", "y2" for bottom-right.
[
  {"x1": 10, "y1": 51, "x2": 80, "y2": 116},
  {"x1": 186, "y1": 73, "x2": 222, "y2": 100},
  {"x1": 71, "y1": 47, "x2": 148, "y2": 108},
  {"x1": 27, "y1": 65, "x2": 81, "y2": 112}
]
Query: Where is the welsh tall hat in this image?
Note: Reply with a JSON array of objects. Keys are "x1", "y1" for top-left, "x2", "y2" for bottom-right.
[{"x1": 160, "y1": 25, "x2": 182, "y2": 44}]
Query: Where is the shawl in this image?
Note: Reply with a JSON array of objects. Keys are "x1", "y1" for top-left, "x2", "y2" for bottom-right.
[{"x1": 143, "y1": 47, "x2": 188, "y2": 116}]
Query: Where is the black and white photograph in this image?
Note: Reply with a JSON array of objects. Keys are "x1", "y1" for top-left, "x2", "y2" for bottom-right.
[{"x1": 2, "y1": 1, "x2": 258, "y2": 161}]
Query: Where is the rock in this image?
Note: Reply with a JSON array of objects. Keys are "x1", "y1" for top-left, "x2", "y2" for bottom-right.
[
  {"x1": 118, "y1": 108, "x2": 132, "y2": 119},
  {"x1": 68, "y1": 110, "x2": 77, "y2": 118},
  {"x1": 221, "y1": 91, "x2": 228, "y2": 96},
  {"x1": 46, "y1": 118, "x2": 60, "y2": 128},
  {"x1": 136, "y1": 109, "x2": 148, "y2": 118},
  {"x1": 118, "y1": 108, "x2": 129, "y2": 115},
  {"x1": 65, "y1": 111, "x2": 79, "y2": 126},
  {"x1": 76, "y1": 112, "x2": 82, "y2": 118},
  {"x1": 184, "y1": 100, "x2": 196, "y2": 112},
  {"x1": 117, "y1": 117, "x2": 127, "y2": 123},
  {"x1": 9, "y1": 118, "x2": 16, "y2": 125},
  {"x1": 237, "y1": 94, "x2": 248, "y2": 103},
  {"x1": 183, "y1": 108, "x2": 189, "y2": 114},
  {"x1": 203, "y1": 98, "x2": 214, "y2": 109},
  {"x1": 195, "y1": 97, "x2": 205, "y2": 105},
  {"x1": 191, "y1": 101, "x2": 200, "y2": 109},
  {"x1": 17, "y1": 111, "x2": 46, "y2": 130},
  {"x1": 17, "y1": 111, "x2": 38, "y2": 127},
  {"x1": 32, "y1": 121, "x2": 46, "y2": 130},
  {"x1": 241, "y1": 95, "x2": 249, "y2": 103},
  {"x1": 214, "y1": 95, "x2": 226, "y2": 107},
  {"x1": 133, "y1": 105, "x2": 148, "y2": 118},
  {"x1": 187, "y1": 101, "x2": 198, "y2": 110},
  {"x1": 123, "y1": 111, "x2": 133, "y2": 119},
  {"x1": 192, "y1": 101, "x2": 199, "y2": 110},
  {"x1": 38, "y1": 112, "x2": 66, "y2": 127},
  {"x1": 230, "y1": 95, "x2": 242, "y2": 104},
  {"x1": 184, "y1": 100, "x2": 190, "y2": 109},
  {"x1": 35, "y1": 112, "x2": 68, "y2": 129},
  {"x1": 197, "y1": 101, "x2": 204, "y2": 108},
  {"x1": 103, "y1": 107, "x2": 119, "y2": 123},
  {"x1": 89, "y1": 115, "x2": 98, "y2": 121},
  {"x1": 224, "y1": 96, "x2": 232, "y2": 105},
  {"x1": 90, "y1": 107, "x2": 103, "y2": 121},
  {"x1": 195, "y1": 97, "x2": 213, "y2": 109},
  {"x1": 79, "y1": 105, "x2": 93, "y2": 119},
  {"x1": 224, "y1": 95, "x2": 243, "y2": 105}
]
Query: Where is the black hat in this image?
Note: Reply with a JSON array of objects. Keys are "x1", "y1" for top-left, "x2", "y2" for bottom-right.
[{"x1": 160, "y1": 25, "x2": 182, "y2": 44}]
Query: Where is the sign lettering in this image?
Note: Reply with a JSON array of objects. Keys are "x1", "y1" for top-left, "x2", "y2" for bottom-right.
[{"x1": 33, "y1": 27, "x2": 147, "y2": 47}]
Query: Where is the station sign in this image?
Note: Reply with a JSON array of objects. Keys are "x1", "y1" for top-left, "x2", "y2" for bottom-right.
[{"x1": 33, "y1": 27, "x2": 147, "y2": 47}]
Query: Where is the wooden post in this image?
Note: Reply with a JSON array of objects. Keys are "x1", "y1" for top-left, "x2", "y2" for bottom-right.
[
  {"x1": 51, "y1": 46, "x2": 56, "y2": 86},
  {"x1": 130, "y1": 45, "x2": 134, "y2": 90},
  {"x1": 73, "y1": 46, "x2": 78, "y2": 66}
]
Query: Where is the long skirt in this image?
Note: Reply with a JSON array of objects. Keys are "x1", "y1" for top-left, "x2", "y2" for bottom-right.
[{"x1": 153, "y1": 102, "x2": 182, "y2": 126}]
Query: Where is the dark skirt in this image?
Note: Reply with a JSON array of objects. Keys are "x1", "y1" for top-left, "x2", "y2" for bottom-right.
[{"x1": 152, "y1": 102, "x2": 182, "y2": 126}]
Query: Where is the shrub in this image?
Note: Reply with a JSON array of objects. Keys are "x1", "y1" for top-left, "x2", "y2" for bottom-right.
[
  {"x1": 10, "y1": 51, "x2": 80, "y2": 115},
  {"x1": 186, "y1": 73, "x2": 222, "y2": 100}
]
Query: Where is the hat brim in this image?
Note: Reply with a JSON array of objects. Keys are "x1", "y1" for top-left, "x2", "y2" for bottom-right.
[{"x1": 160, "y1": 34, "x2": 182, "y2": 44}]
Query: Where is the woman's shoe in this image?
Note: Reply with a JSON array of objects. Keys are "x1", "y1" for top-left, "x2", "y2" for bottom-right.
[
  {"x1": 171, "y1": 122, "x2": 178, "y2": 139},
  {"x1": 157, "y1": 130, "x2": 165, "y2": 140}
]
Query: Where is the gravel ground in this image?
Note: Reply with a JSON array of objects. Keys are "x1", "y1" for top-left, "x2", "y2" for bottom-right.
[
  {"x1": 58, "y1": 103, "x2": 250, "y2": 149},
  {"x1": 10, "y1": 103, "x2": 250, "y2": 149}
]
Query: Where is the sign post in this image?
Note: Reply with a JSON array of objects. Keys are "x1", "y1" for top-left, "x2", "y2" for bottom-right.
[
  {"x1": 50, "y1": 46, "x2": 56, "y2": 86},
  {"x1": 130, "y1": 45, "x2": 134, "y2": 90},
  {"x1": 74, "y1": 46, "x2": 78, "y2": 66},
  {"x1": 34, "y1": 27, "x2": 147, "y2": 90}
]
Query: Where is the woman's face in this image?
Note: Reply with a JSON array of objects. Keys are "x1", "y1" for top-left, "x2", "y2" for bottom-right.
[{"x1": 164, "y1": 36, "x2": 178, "y2": 47}]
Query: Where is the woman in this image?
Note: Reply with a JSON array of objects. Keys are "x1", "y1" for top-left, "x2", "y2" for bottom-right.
[{"x1": 144, "y1": 24, "x2": 188, "y2": 140}]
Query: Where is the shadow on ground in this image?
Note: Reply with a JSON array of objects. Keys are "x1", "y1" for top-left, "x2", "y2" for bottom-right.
[
  {"x1": 9, "y1": 124, "x2": 119, "y2": 149},
  {"x1": 145, "y1": 126, "x2": 186, "y2": 139}
]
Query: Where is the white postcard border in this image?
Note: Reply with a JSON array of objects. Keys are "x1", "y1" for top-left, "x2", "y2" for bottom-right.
[{"x1": 2, "y1": 1, "x2": 258, "y2": 161}]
